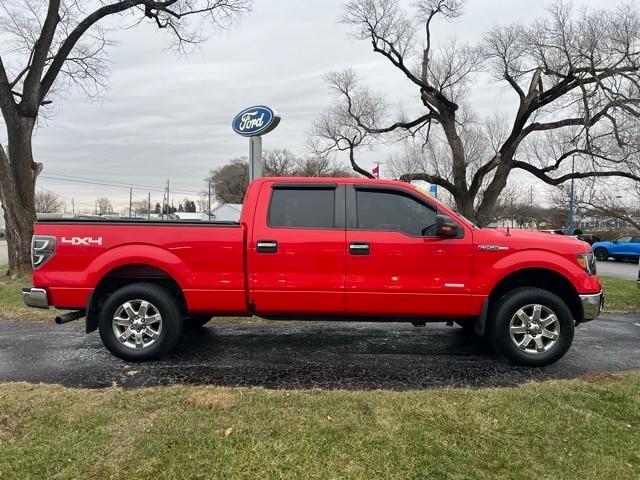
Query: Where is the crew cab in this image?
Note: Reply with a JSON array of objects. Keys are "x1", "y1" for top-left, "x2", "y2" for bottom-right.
[{"x1": 22, "y1": 177, "x2": 603, "y2": 366}]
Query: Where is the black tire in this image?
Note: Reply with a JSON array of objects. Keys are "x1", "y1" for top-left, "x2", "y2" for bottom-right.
[
  {"x1": 488, "y1": 287, "x2": 574, "y2": 367},
  {"x1": 594, "y1": 248, "x2": 608, "y2": 261},
  {"x1": 98, "y1": 283, "x2": 183, "y2": 361},
  {"x1": 184, "y1": 315, "x2": 211, "y2": 329},
  {"x1": 455, "y1": 319, "x2": 477, "y2": 334}
]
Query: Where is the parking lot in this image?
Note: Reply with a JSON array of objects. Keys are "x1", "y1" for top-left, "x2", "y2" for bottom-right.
[
  {"x1": 1, "y1": 314, "x2": 638, "y2": 390},
  {"x1": 597, "y1": 259, "x2": 638, "y2": 280}
]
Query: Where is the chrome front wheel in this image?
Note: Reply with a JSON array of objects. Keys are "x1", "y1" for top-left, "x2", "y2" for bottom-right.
[
  {"x1": 509, "y1": 304, "x2": 560, "y2": 354},
  {"x1": 490, "y1": 287, "x2": 574, "y2": 367},
  {"x1": 112, "y1": 299, "x2": 163, "y2": 350}
]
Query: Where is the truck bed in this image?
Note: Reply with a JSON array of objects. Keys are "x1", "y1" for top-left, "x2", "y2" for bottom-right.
[{"x1": 32, "y1": 221, "x2": 249, "y2": 314}]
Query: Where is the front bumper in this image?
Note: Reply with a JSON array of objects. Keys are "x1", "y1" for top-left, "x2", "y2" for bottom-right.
[
  {"x1": 579, "y1": 291, "x2": 603, "y2": 322},
  {"x1": 22, "y1": 287, "x2": 49, "y2": 309}
]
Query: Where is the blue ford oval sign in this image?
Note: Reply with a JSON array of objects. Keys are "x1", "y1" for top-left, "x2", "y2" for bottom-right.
[{"x1": 232, "y1": 105, "x2": 280, "y2": 137}]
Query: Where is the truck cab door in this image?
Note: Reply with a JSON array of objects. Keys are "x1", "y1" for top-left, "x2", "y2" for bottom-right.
[
  {"x1": 249, "y1": 182, "x2": 346, "y2": 315},
  {"x1": 344, "y1": 185, "x2": 473, "y2": 317}
]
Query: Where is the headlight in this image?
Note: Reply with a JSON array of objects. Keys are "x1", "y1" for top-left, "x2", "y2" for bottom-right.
[{"x1": 576, "y1": 252, "x2": 596, "y2": 275}]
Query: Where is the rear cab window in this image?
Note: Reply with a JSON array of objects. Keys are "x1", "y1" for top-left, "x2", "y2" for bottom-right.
[{"x1": 268, "y1": 185, "x2": 340, "y2": 229}]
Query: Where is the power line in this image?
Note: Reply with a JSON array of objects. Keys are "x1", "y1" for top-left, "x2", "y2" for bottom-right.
[{"x1": 39, "y1": 174, "x2": 202, "y2": 196}]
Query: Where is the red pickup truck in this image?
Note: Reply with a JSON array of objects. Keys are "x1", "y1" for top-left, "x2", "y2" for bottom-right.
[{"x1": 23, "y1": 177, "x2": 603, "y2": 366}]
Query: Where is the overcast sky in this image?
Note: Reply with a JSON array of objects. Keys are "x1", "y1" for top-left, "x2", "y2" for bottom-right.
[{"x1": 6, "y1": 0, "x2": 621, "y2": 212}]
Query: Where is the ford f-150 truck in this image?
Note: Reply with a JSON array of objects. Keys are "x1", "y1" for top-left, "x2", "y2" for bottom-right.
[{"x1": 22, "y1": 177, "x2": 603, "y2": 366}]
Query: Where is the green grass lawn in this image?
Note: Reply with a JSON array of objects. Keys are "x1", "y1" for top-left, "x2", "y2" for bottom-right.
[
  {"x1": 0, "y1": 272, "x2": 54, "y2": 320},
  {"x1": 0, "y1": 373, "x2": 638, "y2": 479},
  {"x1": 599, "y1": 276, "x2": 640, "y2": 313}
]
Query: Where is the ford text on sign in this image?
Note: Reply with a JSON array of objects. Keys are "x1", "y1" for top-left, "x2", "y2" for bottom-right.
[{"x1": 232, "y1": 106, "x2": 280, "y2": 136}]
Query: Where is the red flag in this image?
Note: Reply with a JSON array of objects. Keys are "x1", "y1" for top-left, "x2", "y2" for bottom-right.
[{"x1": 372, "y1": 165, "x2": 379, "y2": 177}]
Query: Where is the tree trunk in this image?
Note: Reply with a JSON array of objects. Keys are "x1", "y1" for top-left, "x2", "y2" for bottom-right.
[
  {"x1": 473, "y1": 153, "x2": 514, "y2": 227},
  {"x1": 0, "y1": 116, "x2": 39, "y2": 278}
]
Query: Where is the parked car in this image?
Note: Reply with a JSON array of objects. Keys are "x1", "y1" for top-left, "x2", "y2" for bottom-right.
[
  {"x1": 23, "y1": 177, "x2": 603, "y2": 366},
  {"x1": 592, "y1": 235, "x2": 640, "y2": 261},
  {"x1": 575, "y1": 233, "x2": 601, "y2": 245}
]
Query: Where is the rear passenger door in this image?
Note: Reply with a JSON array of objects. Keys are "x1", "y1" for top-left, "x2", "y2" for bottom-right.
[{"x1": 249, "y1": 182, "x2": 346, "y2": 315}]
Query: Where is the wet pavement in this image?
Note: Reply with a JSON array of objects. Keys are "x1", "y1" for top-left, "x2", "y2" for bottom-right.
[{"x1": 0, "y1": 314, "x2": 639, "y2": 390}]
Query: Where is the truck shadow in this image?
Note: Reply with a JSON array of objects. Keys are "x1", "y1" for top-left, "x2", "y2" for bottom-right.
[{"x1": 126, "y1": 322, "x2": 576, "y2": 390}]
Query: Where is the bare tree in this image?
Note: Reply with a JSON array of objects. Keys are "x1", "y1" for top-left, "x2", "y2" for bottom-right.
[
  {"x1": 206, "y1": 150, "x2": 355, "y2": 203},
  {"x1": 34, "y1": 189, "x2": 62, "y2": 213},
  {"x1": 262, "y1": 149, "x2": 298, "y2": 176},
  {"x1": 313, "y1": 0, "x2": 640, "y2": 225},
  {"x1": 94, "y1": 197, "x2": 113, "y2": 215},
  {"x1": 579, "y1": 180, "x2": 640, "y2": 230},
  {"x1": 0, "y1": 0, "x2": 251, "y2": 276},
  {"x1": 206, "y1": 158, "x2": 249, "y2": 204}
]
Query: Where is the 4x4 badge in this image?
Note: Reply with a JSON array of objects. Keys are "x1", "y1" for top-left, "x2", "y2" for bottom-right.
[{"x1": 61, "y1": 237, "x2": 103, "y2": 246}]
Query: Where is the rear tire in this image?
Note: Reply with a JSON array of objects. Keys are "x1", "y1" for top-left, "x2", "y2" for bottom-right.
[
  {"x1": 98, "y1": 283, "x2": 183, "y2": 361},
  {"x1": 489, "y1": 287, "x2": 574, "y2": 367}
]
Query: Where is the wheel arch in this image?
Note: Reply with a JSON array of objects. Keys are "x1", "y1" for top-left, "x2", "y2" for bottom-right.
[
  {"x1": 86, "y1": 263, "x2": 187, "y2": 333},
  {"x1": 487, "y1": 268, "x2": 582, "y2": 326}
]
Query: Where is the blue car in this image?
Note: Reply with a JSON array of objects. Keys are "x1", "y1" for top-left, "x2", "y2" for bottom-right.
[{"x1": 592, "y1": 235, "x2": 640, "y2": 261}]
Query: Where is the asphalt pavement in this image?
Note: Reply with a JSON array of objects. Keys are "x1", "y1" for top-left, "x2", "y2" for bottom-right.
[
  {"x1": 597, "y1": 259, "x2": 639, "y2": 280},
  {"x1": 1, "y1": 314, "x2": 638, "y2": 390}
]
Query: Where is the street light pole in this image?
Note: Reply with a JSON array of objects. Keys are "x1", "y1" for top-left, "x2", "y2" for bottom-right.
[{"x1": 567, "y1": 155, "x2": 576, "y2": 235}]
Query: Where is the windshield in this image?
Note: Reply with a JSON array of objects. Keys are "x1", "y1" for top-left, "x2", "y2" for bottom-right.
[{"x1": 451, "y1": 210, "x2": 478, "y2": 229}]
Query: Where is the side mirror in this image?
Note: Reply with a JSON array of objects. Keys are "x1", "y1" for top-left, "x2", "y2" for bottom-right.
[{"x1": 435, "y1": 215, "x2": 460, "y2": 237}]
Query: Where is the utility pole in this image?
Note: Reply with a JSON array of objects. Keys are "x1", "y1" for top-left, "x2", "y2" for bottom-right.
[
  {"x1": 208, "y1": 180, "x2": 212, "y2": 221},
  {"x1": 71, "y1": 198, "x2": 75, "y2": 215},
  {"x1": 128, "y1": 188, "x2": 133, "y2": 218},
  {"x1": 567, "y1": 155, "x2": 576, "y2": 235},
  {"x1": 147, "y1": 192, "x2": 151, "y2": 220}
]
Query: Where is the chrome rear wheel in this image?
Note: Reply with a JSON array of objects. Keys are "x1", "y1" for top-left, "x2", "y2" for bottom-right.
[{"x1": 112, "y1": 299, "x2": 163, "y2": 350}]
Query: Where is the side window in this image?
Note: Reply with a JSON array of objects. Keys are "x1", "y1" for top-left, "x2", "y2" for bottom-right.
[
  {"x1": 269, "y1": 187, "x2": 336, "y2": 228},
  {"x1": 355, "y1": 189, "x2": 437, "y2": 236},
  {"x1": 617, "y1": 236, "x2": 632, "y2": 243},
  {"x1": 631, "y1": 236, "x2": 640, "y2": 243}
]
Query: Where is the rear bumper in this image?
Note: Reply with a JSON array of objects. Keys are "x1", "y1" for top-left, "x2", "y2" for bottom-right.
[
  {"x1": 22, "y1": 287, "x2": 49, "y2": 309},
  {"x1": 579, "y1": 291, "x2": 603, "y2": 322}
]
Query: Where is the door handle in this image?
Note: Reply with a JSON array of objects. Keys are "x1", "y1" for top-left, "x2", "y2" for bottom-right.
[
  {"x1": 256, "y1": 240, "x2": 278, "y2": 253},
  {"x1": 349, "y1": 242, "x2": 370, "y2": 255}
]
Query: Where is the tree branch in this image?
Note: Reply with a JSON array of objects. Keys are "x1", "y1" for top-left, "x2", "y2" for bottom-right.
[
  {"x1": 39, "y1": 0, "x2": 143, "y2": 103},
  {"x1": 19, "y1": 0, "x2": 61, "y2": 117},
  {"x1": 0, "y1": 56, "x2": 17, "y2": 122},
  {"x1": 398, "y1": 171, "x2": 455, "y2": 193},
  {"x1": 513, "y1": 160, "x2": 640, "y2": 185}
]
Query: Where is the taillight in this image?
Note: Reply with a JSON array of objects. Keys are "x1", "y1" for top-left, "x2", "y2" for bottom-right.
[{"x1": 31, "y1": 235, "x2": 56, "y2": 269}]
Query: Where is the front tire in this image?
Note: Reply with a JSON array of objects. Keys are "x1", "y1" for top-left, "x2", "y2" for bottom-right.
[
  {"x1": 489, "y1": 287, "x2": 574, "y2": 367},
  {"x1": 98, "y1": 283, "x2": 183, "y2": 361},
  {"x1": 594, "y1": 248, "x2": 608, "y2": 261}
]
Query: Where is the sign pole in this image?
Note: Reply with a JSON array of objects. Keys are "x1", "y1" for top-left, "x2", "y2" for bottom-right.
[
  {"x1": 232, "y1": 105, "x2": 280, "y2": 186},
  {"x1": 249, "y1": 136, "x2": 263, "y2": 182}
]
